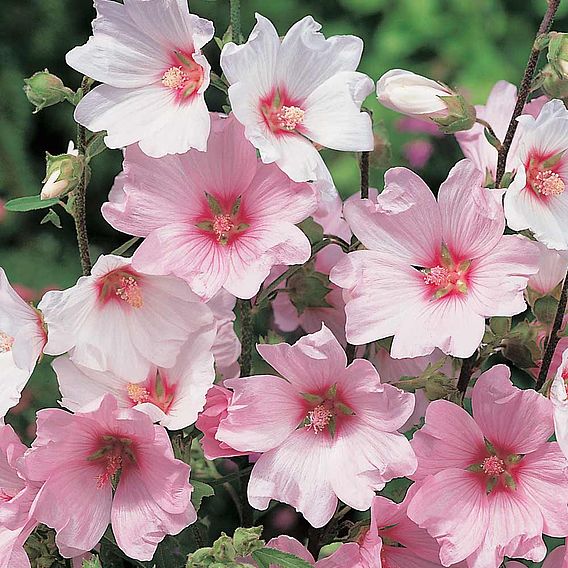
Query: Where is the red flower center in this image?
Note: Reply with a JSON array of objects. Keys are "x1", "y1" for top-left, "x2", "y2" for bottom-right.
[
  {"x1": 126, "y1": 370, "x2": 176, "y2": 414},
  {"x1": 302, "y1": 384, "x2": 355, "y2": 437},
  {"x1": 196, "y1": 194, "x2": 249, "y2": 246},
  {"x1": 260, "y1": 88, "x2": 305, "y2": 135},
  {"x1": 422, "y1": 245, "x2": 471, "y2": 299},
  {"x1": 97, "y1": 268, "x2": 144, "y2": 309},
  {"x1": 469, "y1": 441, "x2": 521, "y2": 494},
  {"x1": 161, "y1": 51, "x2": 204, "y2": 100},
  {"x1": 526, "y1": 152, "x2": 566, "y2": 198},
  {"x1": 88, "y1": 435, "x2": 136, "y2": 489}
]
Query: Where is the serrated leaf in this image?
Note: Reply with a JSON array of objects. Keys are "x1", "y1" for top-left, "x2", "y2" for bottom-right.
[
  {"x1": 191, "y1": 480, "x2": 214, "y2": 512},
  {"x1": 252, "y1": 548, "x2": 313, "y2": 568},
  {"x1": 4, "y1": 196, "x2": 59, "y2": 212}
]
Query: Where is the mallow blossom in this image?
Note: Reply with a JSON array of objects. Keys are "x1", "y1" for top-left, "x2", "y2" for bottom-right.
[
  {"x1": 22, "y1": 395, "x2": 195, "y2": 561},
  {"x1": 507, "y1": 546, "x2": 567, "y2": 568},
  {"x1": 527, "y1": 240, "x2": 568, "y2": 296},
  {"x1": 215, "y1": 325, "x2": 417, "y2": 527},
  {"x1": 220, "y1": 14, "x2": 374, "y2": 183},
  {"x1": 550, "y1": 348, "x2": 568, "y2": 461},
  {"x1": 102, "y1": 114, "x2": 317, "y2": 301},
  {"x1": 66, "y1": 0, "x2": 214, "y2": 157},
  {"x1": 330, "y1": 159, "x2": 538, "y2": 358},
  {"x1": 0, "y1": 268, "x2": 46, "y2": 417},
  {"x1": 53, "y1": 323, "x2": 216, "y2": 430},
  {"x1": 0, "y1": 425, "x2": 40, "y2": 568},
  {"x1": 39, "y1": 254, "x2": 214, "y2": 381},
  {"x1": 504, "y1": 99, "x2": 568, "y2": 250},
  {"x1": 407, "y1": 365, "x2": 568, "y2": 568}
]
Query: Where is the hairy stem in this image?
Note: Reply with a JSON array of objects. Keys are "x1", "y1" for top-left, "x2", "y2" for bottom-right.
[
  {"x1": 494, "y1": 0, "x2": 560, "y2": 187},
  {"x1": 360, "y1": 151, "x2": 370, "y2": 199},
  {"x1": 73, "y1": 76, "x2": 92, "y2": 276},
  {"x1": 536, "y1": 274, "x2": 568, "y2": 389},
  {"x1": 238, "y1": 299, "x2": 254, "y2": 377},
  {"x1": 230, "y1": 0, "x2": 241, "y2": 44}
]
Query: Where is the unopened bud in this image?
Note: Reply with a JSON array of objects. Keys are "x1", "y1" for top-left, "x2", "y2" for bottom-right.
[
  {"x1": 424, "y1": 374, "x2": 456, "y2": 401},
  {"x1": 23, "y1": 70, "x2": 74, "y2": 113},
  {"x1": 547, "y1": 32, "x2": 568, "y2": 78},
  {"x1": 430, "y1": 94, "x2": 477, "y2": 134},
  {"x1": 41, "y1": 141, "x2": 85, "y2": 200},
  {"x1": 542, "y1": 64, "x2": 568, "y2": 100}
]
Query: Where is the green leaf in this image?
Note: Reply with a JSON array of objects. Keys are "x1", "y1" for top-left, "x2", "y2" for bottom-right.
[
  {"x1": 483, "y1": 127, "x2": 502, "y2": 150},
  {"x1": 251, "y1": 548, "x2": 313, "y2": 568},
  {"x1": 86, "y1": 131, "x2": 107, "y2": 161},
  {"x1": 111, "y1": 236, "x2": 140, "y2": 256},
  {"x1": 297, "y1": 217, "x2": 324, "y2": 245},
  {"x1": 83, "y1": 556, "x2": 103, "y2": 568},
  {"x1": 4, "y1": 195, "x2": 60, "y2": 212},
  {"x1": 191, "y1": 479, "x2": 214, "y2": 512},
  {"x1": 40, "y1": 208, "x2": 61, "y2": 228},
  {"x1": 533, "y1": 295, "x2": 559, "y2": 325}
]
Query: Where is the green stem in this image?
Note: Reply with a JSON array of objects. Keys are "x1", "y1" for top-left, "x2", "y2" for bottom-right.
[
  {"x1": 230, "y1": 0, "x2": 242, "y2": 44},
  {"x1": 73, "y1": 76, "x2": 93, "y2": 276}
]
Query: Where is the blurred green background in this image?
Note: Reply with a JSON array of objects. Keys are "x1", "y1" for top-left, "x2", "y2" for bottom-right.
[{"x1": 1, "y1": 2, "x2": 567, "y2": 565}]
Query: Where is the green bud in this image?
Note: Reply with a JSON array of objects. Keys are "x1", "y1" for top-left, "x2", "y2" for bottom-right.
[
  {"x1": 23, "y1": 70, "x2": 75, "y2": 113},
  {"x1": 424, "y1": 374, "x2": 456, "y2": 401},
  {"x1": 233, "y1": 526, "x2": 264, "y2": 557},
  {"x1": 547, "y1": 32, "x2": 568, "y2": 78},
  {"x1": 431, "y1": 94, "x2": 476, "y2": 134},
  {"x1": 542, "y1": 63, "x2": 568, "y2": 100},
  {"x1": 41, "y1": 143, "x2": 87, "y2": 200},
  {"x1": 212, "y1": 533, "x2": 236, "y2": 561}
]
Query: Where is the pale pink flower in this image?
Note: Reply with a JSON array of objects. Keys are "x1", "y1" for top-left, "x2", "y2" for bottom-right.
[
  {"x1": 0, "y1": 269, "x2": 46, "y2": 417},
  {"x1": 220, "y1": 14, "x2": 374, "y2": 182},
  {"x1": 455, "y1": 81, "x2": 547, "y2": 181},
  {"x1": 0, "y1": 425, "x2": 39, "y2": 568},
  {"x1": 360, "y1": 485, "x2": 461, "y2": 568},
  {"x1": 102, "y1": 114, "x2": 317, "y2": 301},
  {"x1": 216, "y1": 325, "x2": 416, "y2": 527},
  {"x1": 528, "y1": 240, "x2": 568, "y2": 295},
  {"x1": 22, "y1": 394, "x2": 195, "y2": 561},
  {"x1": 38, "y1": 254, "x2": 214, "y2": 381},
  {"x1": 196, "y1": 385, "x2": 250, "y2": 460},
  {"x1": 504, "y1": 99, "x2": 568, "y2": 250},
  {"x1": 207, "y1": 290, "x2": 241, "y2": 379},
  {"x1": 407, "y1": 365, "x2": 568, "y2": 568},
  {"x1": 262, "y1": 535, "x2": 362, "y2": 567},
  {"x1": 66, "y1": 0, "x2": 213, "y2": 157},
  {"x1": 404, "y1": 139, "x2": 434, "y2": 169},
  {"x1": 507, "y1": 545, "x2": 567, "y2": 568},
  {"x1": 53, "y1": 322, "x2": 215, "y2": 430},
  {"x1": 330, "y1": 159, "x2": 539, "y2": 358},
  {"x1": 550, "y1": 348, "x2": 568, "y2": 462},
  {"x1": 377, "y1": 69, "x2": 453, "y2": 120}
]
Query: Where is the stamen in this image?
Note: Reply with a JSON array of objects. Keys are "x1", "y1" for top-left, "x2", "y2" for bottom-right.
[
  {"x1": 423, "y1": 265, "x2": 450, "y2": 286},
  {"x1": 0, "y1": 331, "x2": 14, "y2": 354},
  {"x1": 306, "y1": 404, "x2": 333, "y2": 434},
  {"x1": 277, "y1": 106, "x2": 305, "y2": 131},
  {"x1": 212, "y1": 214, "x2": 235, "y2": 245},
  {"x1": 96, "y1": 452, "x2": 123, "y2": 489},
  {"x1": 162, "y1": 66, "x2": 188, "y2": 90},
  {"x1": 482, "y1": 455, "x2": 505, "y2": 476},
  {"x1": 533, "y1": 170, "x2": 565, "y2": 196},
  {"x1": 127, "y1": 383, "x2": 151, "y2": 404},
  {"x1": 115, "y1": 276, "x2": 143, "y2": 308}
]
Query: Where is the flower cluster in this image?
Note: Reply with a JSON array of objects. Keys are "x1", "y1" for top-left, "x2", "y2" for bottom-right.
[{"x1": 5, "y1": 0, "x2": 568, "y2": 567}]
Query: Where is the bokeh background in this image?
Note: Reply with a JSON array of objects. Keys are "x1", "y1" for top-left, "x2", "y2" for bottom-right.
[{"x1": 1, "y1": 1, "x2": 568, "y2": 564}]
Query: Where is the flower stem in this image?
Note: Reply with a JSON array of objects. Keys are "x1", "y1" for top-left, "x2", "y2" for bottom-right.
[
  {"x1": 238, "y1": 299, "x2": 254, "y2": 377},
  {"x1": 73, "y1": 76, "x2": 92, "y2": 276},
  {"x1": 494, "y1": 0, "x2": 560, "y2": 187},
  {"x1": 230, "y1": 0, "x2": 241, "y2": 45},
  {"x1": 536, "y1": 274, "x2": 568, "y2": 389},
  {"x1": 360, "y1": 151, "x2": 370, "y2": 199}
]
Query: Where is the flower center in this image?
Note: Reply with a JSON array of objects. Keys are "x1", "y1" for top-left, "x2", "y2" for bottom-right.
[
  {"x1": 482, "y1": 455, "x2": 505, "y2": 476},
  {"x1": 196, "y1": 194, "x2": 249, "y2": 246},
  {"x1": 260, "y1": 89, "x2": 305, "y2": 134},
  {"x1": 422, "y1": 253, "x2": 470, "y2": 299},
  {"x1": 0, "y1": 331, "x2": 14, "y2": 353},
  {"x1": 533, "y1": 170, "x2": 565, "y2": 196},
  {"x1": 115, "y1": 275, "x2": 143, "y2": 308},
  {"x1": 161, "y1": 52, "x2": 204, "y2": 99},
  {"x1": 276, "y1": 106, "x2": 305, "y2": 131},
  {"x1": 88, "y1": 436, "x2": 136, "y2": 489},
  {"x1": 306, "y1": 404, "x2": 333, "y2": 434},
  {"x1": 97, "y1": 269, "x2": 144, "y2": 309},
  {"x1": 212, "y1": 214, "x2": 235, "y2": 243},
  {"x1": 126, "y1": 370, "x2": 176, "y2": 414}
]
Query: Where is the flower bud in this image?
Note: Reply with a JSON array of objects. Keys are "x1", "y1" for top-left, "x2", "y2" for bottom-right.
[
  {"x1": 376, "y1": 69, "x2": 476, "y2": 133},
  {"x1": 542, "y1": 63, "x2": 568, "y2": 100},
  {"x1": 41, "y1": 141, "x2": 85, "y2": 200},
  {"x1": 23, "y1": 70, "x2": 74, "y2": 113},
  {"x1": 547, "y1": 32, "x2": 568, "y2": 78}
]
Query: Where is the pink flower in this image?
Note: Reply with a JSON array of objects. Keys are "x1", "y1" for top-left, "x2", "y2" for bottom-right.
[
  {"x1": 0, "y1": 269, "x2": 46, "y2": 417},
  {"x1": 455, "y1": 82, "x2": 546, "y2": 181},
  {"x1": 102, "y1": 114, "x2": 317, "y2": 301},
  {"x1": 550, "y1": 348, "x2": 568, "y2": 462},
  {"x1": 196, "y1": 385, "x2": 250, "y2": 460},
  {"x1": 262, "y1": 535, "x2": 362, "y2": 567},
  {"x1": 407, "y1": 365, "x2": 568, "y2": 568},
  {"x1": 207, "y1": 290, "x2": 241, "y2": 379},
  {"x1": 66, "y1": 0, "x2": 213, "y2": 157},
  {"x1": 504, "y1": 99, "x2": 568, "y2": 250},
  {"x1": 404, "y1": 139, "x2": 434, "y2": 169},
  {"x1": 360, "y1": 486, "x2": 460, "y2": 568},
  {"x1": 507, "y1": 545, "x2": 567, "y2": 568},
  {"x1": 22, "y1": 395, "x2": 195, "y2": 561},
  {"x1": 528, "y1": 240, "x2": 568, "y2": 295},
  {"x1": 220, "y1": 15, "x2": 374, "y2": 182},
  {"x1": 53, "y1": 324, "x2": 216, "y2": 430},
  {"x1": 0, "y1": 425, "x2": 39, "y2": 568},
  {"x1": 397, "y1": 117, "x2": 444, "y2": 137},
  {"x1": 39, "y1": 254, "x2": 214, "y2": 381},
  {"x1": 330, "y1": 159, "x2": 539, "y2": 358},
  {"x1": 216, "y1": 325, "x2": 416, "y2": 527}
]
